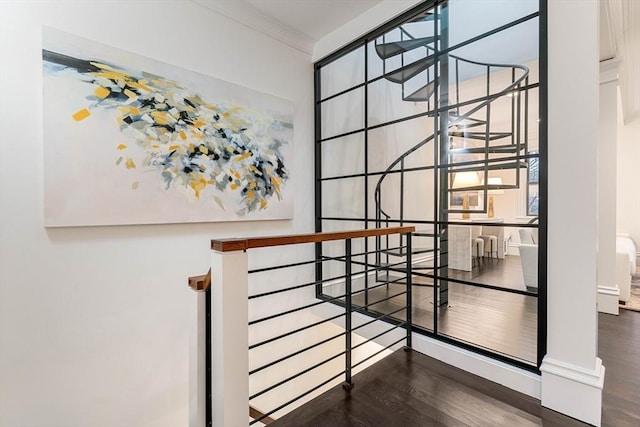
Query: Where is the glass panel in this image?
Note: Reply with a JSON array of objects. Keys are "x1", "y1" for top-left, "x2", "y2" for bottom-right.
[
  {"x1": 320, "y1": 86, "x2": 364, "y2": 140},
  {"x1": 449, "y1": 0, "x2": 539, "y2": 49},
  {"x1": 320, "y1": 46, "x2": 365, "y2": 99},
  {"x1": 321, "y1": 177, "x2": 365, "y2": 219},
  {"x1": 436, "y1": 282, "x2": 537, "y2": 365},
  {"x1": 316, "y1": 0, "x2": 543, "y2": 369},
  {"x1": 321, "y1": 133, "x2": 365, "y2": 179}
]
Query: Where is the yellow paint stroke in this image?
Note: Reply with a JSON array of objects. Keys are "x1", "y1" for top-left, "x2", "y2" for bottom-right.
[
  {"x1": 168, "y1": 145, "x2": 180, "y2": 151},
  {"x1": 230, "y1": 183, "x2": 238, "y2": 190},
  {"x1": 116, "y1": 144, "x2": 127, "y2": 150},
  {"x1": 132, "y1": 181, "x2": 139, "y2": 190},
  {"x1": 94, "y1": 86, "x2": 110, "y2": 99},
  {"x1": 246, "y1": 191, "x2": 255, "y2": 199},
  {"x1": 199, "y1": 145, "x2": 209, "y2": 154},
  {"x1": 249, "y1": 182, "x2": 257, "y2": 189},
  {"x1": 230, "y1": 169, "x2": 240, "y2": 179},
  {"x1": 271, "y1": 176, "x2": 282, "y2": 197},
  {"x1": 152, "y1": 144, "x2": 159, "y2": 149},
  {"x1": 128, "y1": 81, "x2": 152, "y2": 93},
  {"x1": 193, "y1": 118, "x2": 206, "y2": 128},
  {"x1": 150, "y1": 111, "x2": 168, "y2": 125},
  {"x1": 234, "y1": 152, "x2": 251, "y2": 162},
  {"x1": 222, "y1": 112, "x2": 230, "y2": 118},
  {"x1": 189, "y1": 178, "x2": 207, "y2": 199},
  {"x1": 260, "y1": 199, "x2": 267, "y2": 209},
  {"x1": 125, "y1": 157, "x2": 136, "y2": 169},
  {"x1": 226, "y1": 145, "x2": 235, "y2": 153},
  {"x1": 72, "y1": 108, "x2": 90, "y2": 121},
  {"x1": 130, "y1": 107, "x2": 140, "y2": 116},
  {"x1": 123, "y1": 88, "x2": 137, "y2": 101},
  {"x1": 179, "y1": 131, "x2": 187, "y2": 140}
]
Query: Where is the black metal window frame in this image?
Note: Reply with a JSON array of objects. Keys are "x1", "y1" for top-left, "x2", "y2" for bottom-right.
[{"x1": 314, "y1": 0, "x2": 547, "y2": 373}]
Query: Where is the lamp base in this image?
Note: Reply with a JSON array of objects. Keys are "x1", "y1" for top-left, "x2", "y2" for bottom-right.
[
  {"x1": 462, "y1": 192, "x2": 470, "y2": 219},
  {"x1": 488, "y1": 196, "x2": 494, "y2": 218}
]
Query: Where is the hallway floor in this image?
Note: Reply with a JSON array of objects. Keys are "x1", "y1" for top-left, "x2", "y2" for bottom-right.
[{"x1": 268, "y1": 310, "x2": 639, "y2": 426}]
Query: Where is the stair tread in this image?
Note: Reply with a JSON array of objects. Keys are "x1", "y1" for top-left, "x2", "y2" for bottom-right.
[
  {"x1": 449, "y1": 114, "x2": 487, "y2": 128},
  {"x1": 408, "y1": 10, "x2": 437, "y2": 23},
  {"x1": 385, "y1": 55, "x2": 436, "y2": 83},
  {"x1": 449, "y1": 144, "x2": 525, "y2": 154},
  {"x1": 449, "y1": 131, "x2": 512, "y2": 141},
  {"x1": 375, "y1": 36, "x2": 438, "y2": 59},
  {"x1": 404, "y1": 81, "x2": 436, "y2": 102},
  {"x1": 449, "y1": 161, "x2": 528, "y2": 174}
]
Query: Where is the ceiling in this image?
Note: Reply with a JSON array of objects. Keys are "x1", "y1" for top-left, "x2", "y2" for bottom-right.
[
  {"x1": 243, "y1": 0, "x2": 384, "y2": 41},
  {"x1": 196, "y1": 0, "x2": 611, "y2": 60}
]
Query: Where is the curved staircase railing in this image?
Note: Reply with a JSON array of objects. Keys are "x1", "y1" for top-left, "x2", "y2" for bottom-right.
[{"x1": 373, "y1": 9, "x2": 530, "y2": 273}]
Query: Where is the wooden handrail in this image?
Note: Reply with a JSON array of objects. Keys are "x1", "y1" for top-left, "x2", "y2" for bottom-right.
[
  {"x1": 188, "y1": 268, "x2": 211, "y2": 291},
  {"x1": 211, "y1": 226, "x2": 416, "y2": 252},
  {"x1": 249, "y1": 405, "x2": 275, "y2": 424},
  {"x1": 189, "y1": 227, "x2": 415, "y2": 291}
]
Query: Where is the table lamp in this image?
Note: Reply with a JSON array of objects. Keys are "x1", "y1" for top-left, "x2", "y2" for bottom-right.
[{"x1": 452, "y1": 171, "x2": 480, "y2": 219}]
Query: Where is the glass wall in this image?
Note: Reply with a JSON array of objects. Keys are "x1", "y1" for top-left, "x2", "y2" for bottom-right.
[{"x1": 315, "y1": 0, "x2": 543, "y2": 370}]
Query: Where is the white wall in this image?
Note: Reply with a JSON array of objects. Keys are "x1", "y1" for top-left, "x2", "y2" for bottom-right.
[
  {"x1": 616, "y1": 102, "x2": 640, "y2": 255},
  {"x1": 0, "y1": 1, "x2": 313, "y2": 426}
]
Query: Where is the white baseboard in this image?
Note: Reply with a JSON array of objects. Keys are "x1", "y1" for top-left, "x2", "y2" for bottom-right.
[
  {"x1": 540, "y1": 357, "x2": 605, "y2": 426},
  {"x1": 597, "y1": 285, "x2": 620, "y2": 315},
  {"x1": 411, "y1": 333, "x2": 542, "y2": 399}
]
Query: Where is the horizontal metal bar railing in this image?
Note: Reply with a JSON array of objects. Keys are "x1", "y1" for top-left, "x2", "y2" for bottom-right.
[
  {"x1": 248, "y1": 292, "x2": 348, "y2": 326},
  {"x1": 249, "y1": 331, "x2": 347, "y2": 376},
  {"x1": 242, "y1": 228, "x2": 414, "y2": 425},
  {"x1": 249, "y1": 312, "x2": 345, "y2": 350},
  {"x1": 250, "y1": 351, "x2": 347, "y2": 401}
]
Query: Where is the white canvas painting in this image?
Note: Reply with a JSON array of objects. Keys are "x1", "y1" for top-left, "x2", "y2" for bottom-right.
[{"x1": 43, "y1": 27, "x2": 293, "y2": 226}]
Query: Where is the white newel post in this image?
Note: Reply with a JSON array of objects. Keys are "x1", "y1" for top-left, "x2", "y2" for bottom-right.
[
  {"x1": 597, "y1": 59, "x2": 620, "y2": 315},
  {"x1": 543, "y1": 1, "x2": 604, "y2": 425},
  {"x1": 190, "y1": 289, "x2": 207, "y2": 427},
  {"x1": 211, "y1": 249, "x2": 249, "y2": 427}
]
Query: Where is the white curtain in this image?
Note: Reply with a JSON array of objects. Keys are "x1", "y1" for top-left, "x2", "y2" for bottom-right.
[{"x1": 605, "y1": 0, "x2": 640, "y2": 124}]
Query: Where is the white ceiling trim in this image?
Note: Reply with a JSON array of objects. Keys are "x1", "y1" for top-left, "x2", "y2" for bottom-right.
[{"x1": 191, "y1": 0, "x2": 316, "y2": 55}]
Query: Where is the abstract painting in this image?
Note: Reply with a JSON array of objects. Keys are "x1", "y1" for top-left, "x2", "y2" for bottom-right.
[{"x1": 43, "y1": 27, "x2": 293, "y2": 226}]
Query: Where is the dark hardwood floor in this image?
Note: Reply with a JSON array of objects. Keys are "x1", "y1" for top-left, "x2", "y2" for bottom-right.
[
  {"x1": 270, "y1": 349, "x2": 585, "y2": 426},
  {"x1": 599, "y1": 310, "x2": 640, "y2": 426},
  {"x1": 343, "y1": 256, "x2": 538, "y2": 365},
  {"x1": 269, "y1": 286, "x2": 639, "y2": 426}
]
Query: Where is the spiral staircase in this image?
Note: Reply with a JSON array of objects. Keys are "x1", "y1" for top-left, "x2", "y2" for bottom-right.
[{"x1": 372, "y1": 7, "x2": 531, "y2": 291}]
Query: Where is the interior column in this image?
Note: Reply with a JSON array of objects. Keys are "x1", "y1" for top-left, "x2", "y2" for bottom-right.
[
  {"x1": 597, "y1": 59, "x2": 620, "y2": 315},
  {"x1": 541, "y1": 0, "x2": 604, "y2": 425}
]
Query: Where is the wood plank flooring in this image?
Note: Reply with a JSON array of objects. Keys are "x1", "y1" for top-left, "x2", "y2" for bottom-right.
[
  {"x1": 599, "y1": 310, "x2": 640, "y2": 426},
  {"x1": 269, "y1": 349, "x2": 585, "y2": 426},
  {"x1": 345, "y1": 256, "x2": 538, "y2": 364},
  {"x1": 270, "y1": 310, "x2": 640, "y2": 426},
  {"x1": 269, "y1": 280, "x2": 639, "y2": 426}
]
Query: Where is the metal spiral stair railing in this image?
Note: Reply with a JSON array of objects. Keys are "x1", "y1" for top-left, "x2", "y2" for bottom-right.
[{"x1": 373, "y1": 16, "x2": 530, "y2": 277}]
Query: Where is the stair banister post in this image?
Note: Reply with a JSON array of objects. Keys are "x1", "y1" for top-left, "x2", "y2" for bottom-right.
[{"x1": 210, "y1": 248, "x2": 249, "y2": 427}]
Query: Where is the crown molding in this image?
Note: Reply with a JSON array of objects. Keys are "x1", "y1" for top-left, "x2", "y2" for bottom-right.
[{"x1": 190, "y1": 0, "x2": 315, "y2": 56}]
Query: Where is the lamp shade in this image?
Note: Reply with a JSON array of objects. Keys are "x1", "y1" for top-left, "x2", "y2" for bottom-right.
[
  {"x1": 487, "y1": 176, "x2": 504, "y2": 194},
  {"x1": 452, "y1": 171, "x2": 480, "y2": 189}
]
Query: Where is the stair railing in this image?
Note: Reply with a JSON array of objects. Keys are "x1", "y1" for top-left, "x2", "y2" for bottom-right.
[
  {"x1": 189, "y1": 227, "x2": 414, "y2": 427},
  {"x1": 374, "y1": 36, "x2": 530, "y2": 229}
]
